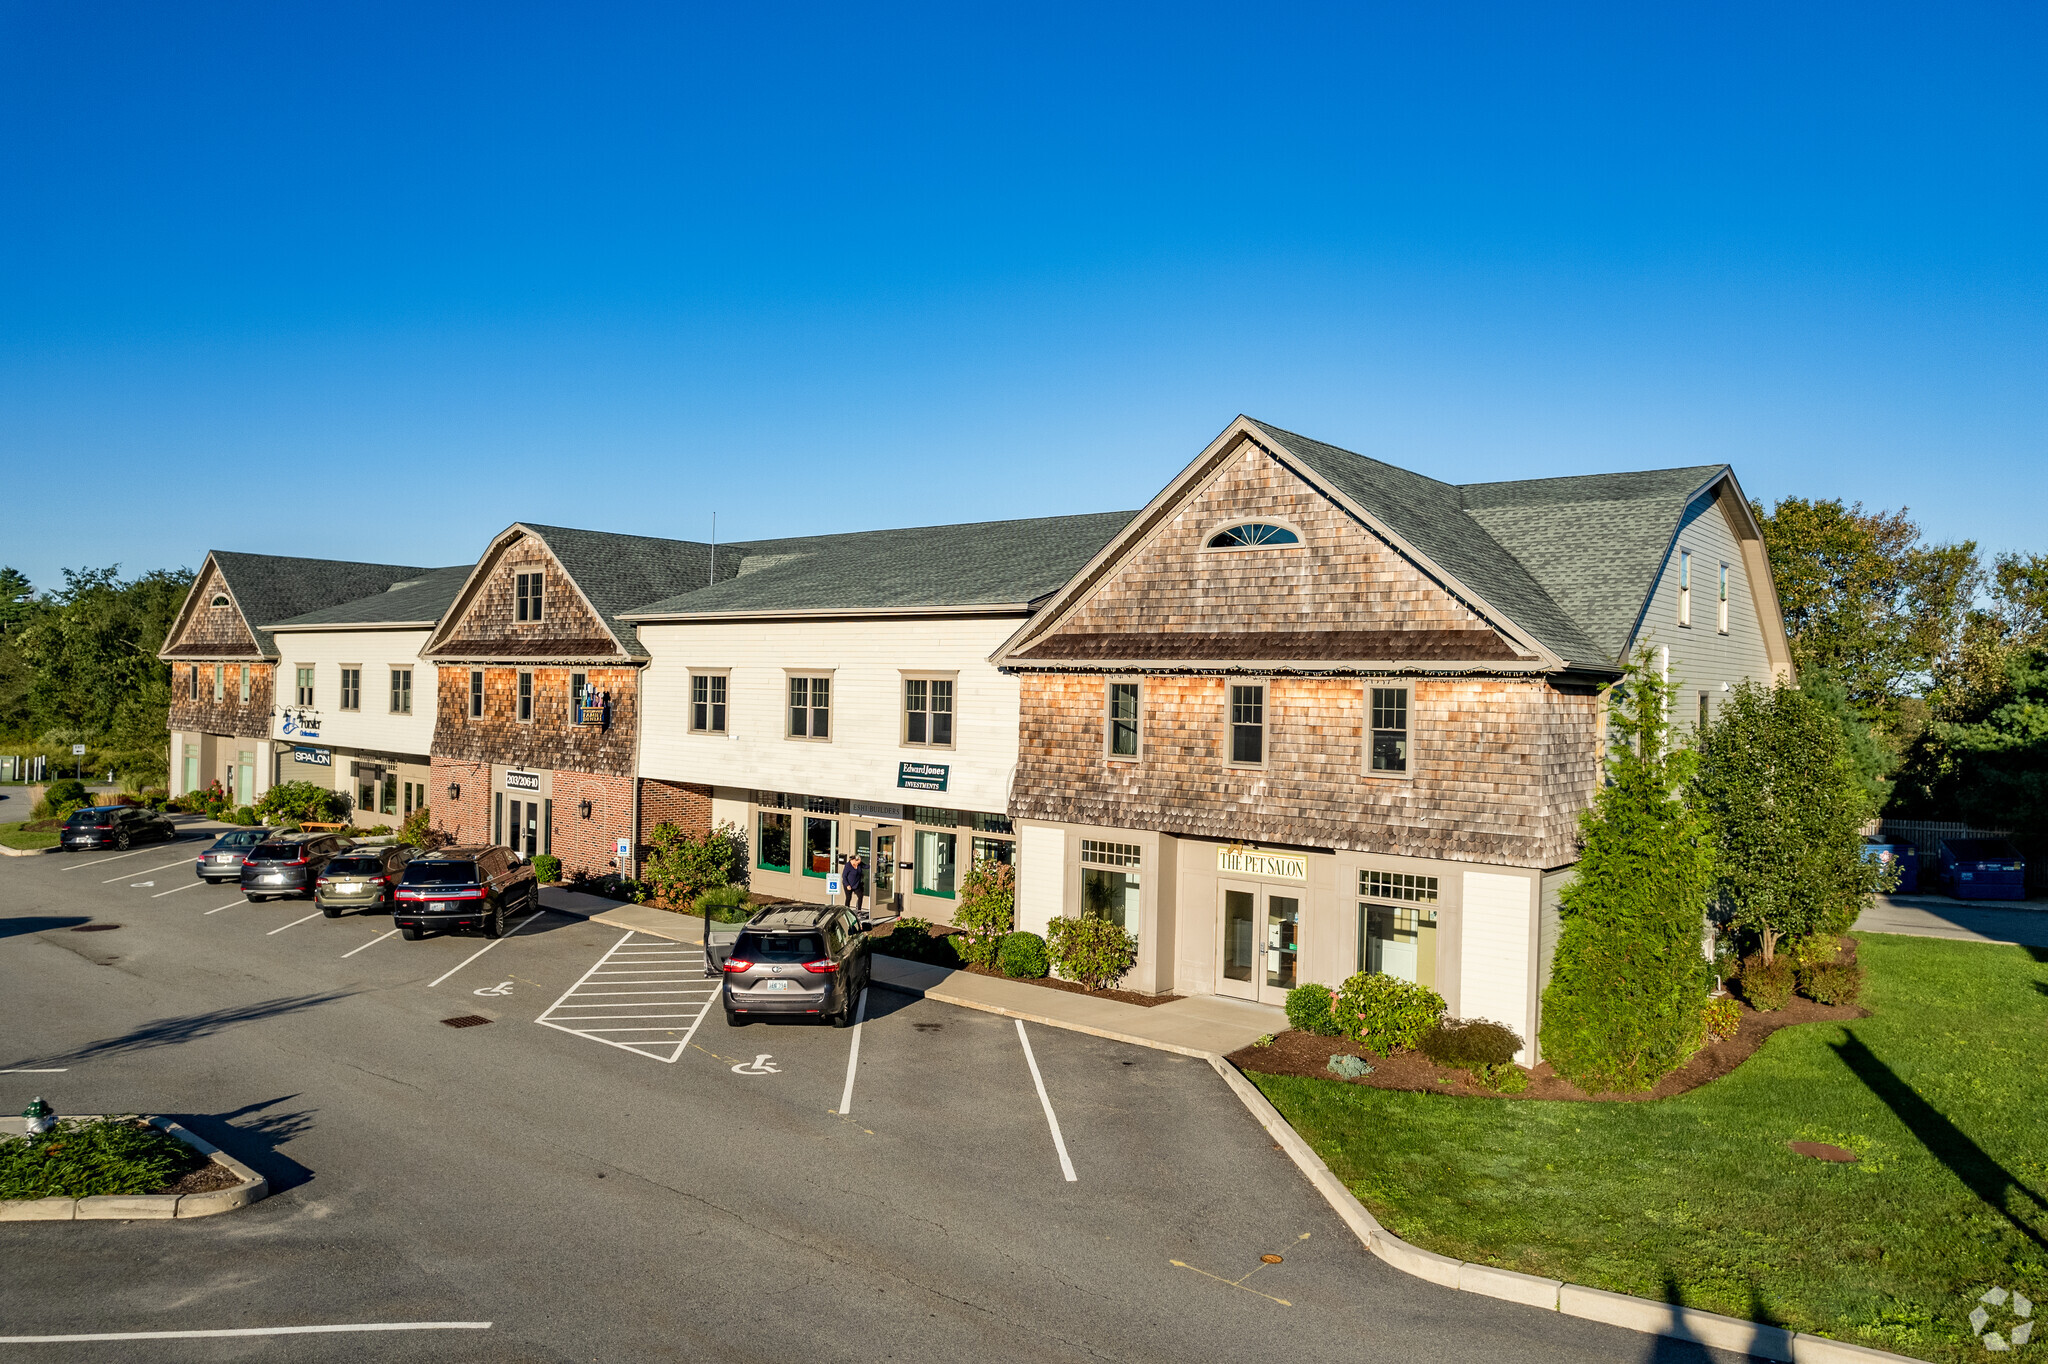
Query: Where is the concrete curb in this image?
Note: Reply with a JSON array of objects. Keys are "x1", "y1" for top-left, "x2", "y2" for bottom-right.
[
  {"x1": 0, "y1": 1115, "x2": 269, "y2": 1221},
  {"x1": 874, "y1": 971, "x2": 1924, "y2": 1364},
  {"x1": 0, "y1": 843, "x2": 57, "y2": 857}
]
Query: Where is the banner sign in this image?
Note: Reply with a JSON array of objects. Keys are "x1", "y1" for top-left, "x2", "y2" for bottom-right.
[
  {"x1": 505, "y1": 770, "x2": 542, "y2": 792},
  {"x1": 896, "y1": 761, "x2": 949, "y2": 792},
  {"x1": 1217, "y1": 847, "x2": 1308, "y2": 880},
  {"x1": 849, "y1": 800, "x2": 903, "y2": 821},
  {"x1": 292, "y1": 746, "x2": 331, "y2": 767}
]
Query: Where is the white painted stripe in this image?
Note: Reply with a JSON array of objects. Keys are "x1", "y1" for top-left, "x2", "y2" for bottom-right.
[
  {"x1": 556, "y1": 1026, "x2": 697, "y2": 1033},
  {"x1": 533, "y1": 929, "x2": 636, "y2": 1012},
  {"x1": 1016, "y1": 1020, "x2": 1077, "y2": 1183},
  {"x1": 203, "y1": 901, "x2": 241, "y2": 915},
  {"x1": 422, "y1": 908, "x2": 546, "y2": 988},
  {"x1": 265, "y1": 912, "x2": 322, "y2": 935},
  {"x1": 103, "y1": 857, "x2": 191, "y2": 883},
  {"x1": 0, "y1": 1322, "x2": 492, "y2": 1343},
  {"x1": 541, "y1": 1013, "x2": 701, "y2": 1021},
  {"x1": 342, "y1": 929, "x2": 399, "y2": 958},
  {"x1": 59, "y1": 847, "x2": 156, "y2": 871},
  {"x1": 836, "y1": 987, "x2": 869, "y2": 1114},
  {"x1": 0, "y1": 1068, "x2": 67, "y2": 1073},
  {"x1": 149, "y1": 880, "x2": 208, "y2": 898}
]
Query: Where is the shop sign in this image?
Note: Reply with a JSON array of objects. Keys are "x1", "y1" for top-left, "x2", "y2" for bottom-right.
[
  {"x1": 896, "y1": 761, "x2": 949, "y2": 792},
  {"x1": 850, "y1": 800, "x2": 903, "y2": 820},
  {"x1": 1217, "y1": 847, "x2": 1307, "y2": 880},
  {"x1": 505, "y1": 770, "x2": 542, "y2": 792},
  {"x1": 292, "y1": 745, "x2": 331, "y2": 767}
]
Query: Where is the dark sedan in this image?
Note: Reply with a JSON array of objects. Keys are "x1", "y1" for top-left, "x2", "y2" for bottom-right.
[{"x1": 60, "y1": 805, "x2": 177, "y2": 852}]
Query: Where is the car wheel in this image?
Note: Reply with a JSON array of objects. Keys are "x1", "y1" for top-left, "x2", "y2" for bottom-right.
[
  {"x1": 725, "y1": 1008, "x2": 742, "y2": 1027},
  {"x1": 484, "y1": 902, "x2": 505, "y2": 938},
  {"x1": 400, "y1": 925, "x2": 422, "y2": 941},
  {"x1": 115, "y1": 832, "x2": 130, "y2": 851},
  {"x1": 321, "y1": 906, "x2": 340, "y2": 919}
]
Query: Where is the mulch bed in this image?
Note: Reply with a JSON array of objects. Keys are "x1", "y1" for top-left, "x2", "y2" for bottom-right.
[
  {"x1": 158, "y1": 1159, "x2": 243, "y2": 1196},
  {"x1": 1232, "y1": 949, "x2": 1868, "y2": 1102},
  {"x1": 954, "y1": 961, "x2": 1181, "y2": 1008}
]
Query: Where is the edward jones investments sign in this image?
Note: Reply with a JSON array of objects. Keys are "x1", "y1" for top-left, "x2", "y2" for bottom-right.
[{"x1": 1217, "y1": 847, "x2": 1308, "y2": 880}]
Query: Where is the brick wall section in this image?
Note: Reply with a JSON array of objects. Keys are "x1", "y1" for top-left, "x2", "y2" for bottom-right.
[
  {"x1": 162, "y1": 562, "x2": 265, "y2": 658},
  {"x1": 555, "y1": 769, "x2": 635, "y2": 878},
  {"x1": 1011, "y1": 673, "x2": 1601, "y2": 868},
  {"x1": 428, "y1": 756, "x2": 491, "y2": 846},
  {"x1": 1044, "y1": 441, "x2": 1500, "y2": 642},
  {"x1": 638, "y1": 779, "x2": 712, "y2": 841},
  {"x1": 432, "y1": 533, "x2": 618, "y2": 656},
  {"x1": 168, "y1": 662, "x2": 275, "y2": 741},
  {"x1": 431, "y1": 664, "x2": 638, "y2": 777}
]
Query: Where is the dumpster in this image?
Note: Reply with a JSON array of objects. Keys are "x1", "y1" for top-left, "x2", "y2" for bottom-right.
[
  {"x1": 1936, "y1": 837, "x2": 2027, "y2": 901},
  {"x1": 1863, "y1": 838, "x2": 1919, "y2": 895}
]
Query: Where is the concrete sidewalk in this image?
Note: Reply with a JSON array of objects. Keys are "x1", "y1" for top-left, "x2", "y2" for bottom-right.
[
  {"x1": 1855, "y1": 893, "x2": 2048, "y2": 948},
  {"x1": 535, "y1": 894, "x2": 1287, "y2": 1056}
]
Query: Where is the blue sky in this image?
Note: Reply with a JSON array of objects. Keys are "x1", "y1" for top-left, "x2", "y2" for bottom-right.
[{"x1": 2, "y1": 2, "x2": 2042, "y2": 592}]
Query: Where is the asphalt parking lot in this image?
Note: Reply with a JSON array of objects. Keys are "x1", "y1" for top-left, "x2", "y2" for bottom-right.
[{"x1": 0, "y1": 823, "x2": 1763, "y2": 1362}]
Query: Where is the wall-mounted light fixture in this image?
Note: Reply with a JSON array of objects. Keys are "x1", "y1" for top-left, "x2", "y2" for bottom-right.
[
  {"x1": 447, "y1": 783, "x2": 461, "y2": 802},
  {"x1": 578, "y1": 799, "x2": 593, "y2": 819}
]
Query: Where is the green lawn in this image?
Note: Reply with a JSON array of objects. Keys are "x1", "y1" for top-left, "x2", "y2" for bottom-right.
[
  {"x1": 1254, "y1": 934, "x2": 2048, "y2": 1362},
  {"x1": 0, "y1": 820, "x2": 57, "y2": 850}
]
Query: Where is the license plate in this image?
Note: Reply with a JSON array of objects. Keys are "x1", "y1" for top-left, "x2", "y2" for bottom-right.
[
  {"x1": 759, "y1": 979, "x2": 795, "y2": 991},
  {"x1": 431, "y1": 902, "x2": 453, "y2": 913},
  {"x1": 213, "y1": 855, "x2": 234, "y2": 863},
  {"x1": 338, "y1": 883, "x2": 362, "y2": 893},
  {"x1": 264, "y1": 874, "x2": 284, "y2": 883}
]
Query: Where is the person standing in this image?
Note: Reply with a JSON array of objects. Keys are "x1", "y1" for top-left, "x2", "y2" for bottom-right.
[{"x1": 842, "y1": 851, "x2": 867, "y2": 913}]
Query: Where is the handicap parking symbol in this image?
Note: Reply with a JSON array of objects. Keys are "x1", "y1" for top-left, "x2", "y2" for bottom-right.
[
  {"x1": 473, "y1": 981, "x2": 514, "y2": 997},
  {"x1": 731, "y1": 1054, "x2": 780, "y2": 1076}
]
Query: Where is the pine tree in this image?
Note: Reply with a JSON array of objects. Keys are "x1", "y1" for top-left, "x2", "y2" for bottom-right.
[{"x1": 1539, "y1": 649, "x2": 1715, "y2": 1092}]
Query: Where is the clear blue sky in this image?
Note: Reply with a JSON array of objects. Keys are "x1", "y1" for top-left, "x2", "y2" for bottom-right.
[{"x1": 3, "y1": 2, "x2": 2042, "y2": 593}]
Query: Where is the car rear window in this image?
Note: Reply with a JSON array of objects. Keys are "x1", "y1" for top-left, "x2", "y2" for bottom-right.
[
  {"x1": 213, "y1": 831, "x2": 265, "y2": 849},
  {"x1": 734, "y1": 932, "x2": 823, "y2": 961},
  {"x1": 403, "y1": 860, "x2": 479, "y2": 885},
  {"x1": 247, "y1": 842, "x2": 303, "y2": 862},
  {"x1": 327, "y1": 856, "x2": 385, "y2": 875},
  {"x1": 65, "y1": 810, "x2": 115, "y2": 827}
]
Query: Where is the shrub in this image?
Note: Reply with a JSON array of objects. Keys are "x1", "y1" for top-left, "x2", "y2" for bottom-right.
[
  {"x1": 1285, "y1": 983, "x2": 1340, "y2": 1036},
  {"x1": 1046, "y1": 915, "x2": 1139, "y2": 991},
  {"x1": 1479, "y1": 1064, "x2": 1530, "y2": 1094},
  {"x1": 231, "y1": 805, "x2": 257, "y2": 826},
  {"x1": 1335, "y1": 972, "x2": 1446, "y2": 1053},
  {"x1": 691, "y1": 884, "x2": 753, "y2": 922},
  {"x1": 530, "y1": 853, "x2": 561, "y2": 884},
  {"x1": 398, "y1": 805, "x2": 445, "y2": 850},
  {"x1": 0, "y1": 1117, "x2": 204, "y2": 1200},
  {"x1": 256, "y1": 780, "x2": 348, "y2": 825},
  {"x1": 952, "y1": 860, "x2": 1017, "y2": 967},
  {"x1": 997, "y1": 931, "x2": 1050, "y2": 979},
  {"x1": 1703, "y1": 995, "x2": 1742, "y2": 1042},
  {"x1": 1419, "y1": 1018, "x2": 1523, "y2": 1070},
  {"x1": 1739, "y1": 953, "x2": 1796, "y2": 1011},
  {"x1": 1801, "y1": 959, "x2": 1865, "y2": 1006},
  {"x1": 642, "y1": 821, "x2": 748, "y2": 909},
  {"x1": 43, "y1": 778, "x2": 88, "y2": 809},
  {"x1": 875, "y1": 916, "x2": 961, "y2": 967}
]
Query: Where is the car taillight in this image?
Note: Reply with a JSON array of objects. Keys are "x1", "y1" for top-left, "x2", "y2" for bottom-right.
[
  {"x1": 722, "y1": 959, "x2": 753, "y2": 973},
  {"x1": 399, "y1": 886, "x2": 483, "y2": 899},
  {"x1": 802, "y1": 959, "x2": 839, "y2": 974}
]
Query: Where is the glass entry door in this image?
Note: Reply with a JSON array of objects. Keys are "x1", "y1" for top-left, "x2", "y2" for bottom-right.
[{"x1": 1219, "y1": 883, "x2": 1303, "y2": 1004}]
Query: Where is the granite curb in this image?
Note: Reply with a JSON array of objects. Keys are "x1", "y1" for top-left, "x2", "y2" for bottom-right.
[
  {"x1": 0, "y1": 843, "x2": 57, "y2": 857},
  {"x1": 0, "y1": 1115, "x2": 269, "y2": 1221}
]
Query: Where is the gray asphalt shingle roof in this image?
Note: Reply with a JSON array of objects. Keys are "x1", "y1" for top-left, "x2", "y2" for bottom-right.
[
  {"x1": 263, "y1": 564, "x2": 476, "y2": 631},
  {"x1": 209, "y1": 551, "x2": 436, "y2": 656}
]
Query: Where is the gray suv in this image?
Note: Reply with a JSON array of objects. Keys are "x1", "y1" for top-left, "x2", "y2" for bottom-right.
[{"x1": 720, "y1": 905, "x2": 871, "y2": 1028}]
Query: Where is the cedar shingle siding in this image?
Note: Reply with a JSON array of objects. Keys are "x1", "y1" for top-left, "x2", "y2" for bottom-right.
[
  {"x1": 432, "y1": 664, "x2": 638, "y2": 778},
  {"x1": 168, "y1": 662, "x2": 276, "y2": 742},
  {"x1": 163, "y1": 563, "x2": 263, "y2": 658},
  {"x1": 432, "y1": 540, "x2": 625, "y2": 661}
]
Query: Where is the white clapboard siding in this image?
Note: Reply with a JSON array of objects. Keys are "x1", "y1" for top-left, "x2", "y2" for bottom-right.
[
  {"x1": 267, "y1": 627, "x2": 440, "y2": 759},
  {"x1": 636, "y1": 616, "x2": 1025, "y2": 817},
  {"x1": 1460, "y1": 870, "x2": 1535, "y2": 1064},
  {"x1": 1637, "y1": 493, "x2": 1779, "y2": 731}
]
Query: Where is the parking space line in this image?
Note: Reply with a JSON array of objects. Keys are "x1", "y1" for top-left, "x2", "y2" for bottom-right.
[
  {"x1": 0, "y1": 1322, "x2": 492, "y2": 1343},
  {"x1": 149, "y1": 880, "x2": 208, "y2": 898},
  {"x1": 59, "y1": 847, "x2": 158, "y2": 871},
  {"x1": 342, "y1": 929, "x2": 399, "y2": 958},
  {"x1": 103, "y1": 857, "x2": 191, "y2": 883},
  {"x1": 422, "y1": 907, "x2": 548, "y2": 988},
  {"x1": 835, "y1": 988, "x2": 870, "y2": 1115},
  {"x1": 534, "y1": 930, "x2": 714, "y2": 1063},
  {"x1": 203, "y1": 900, "x2": 242, "y2": 914},
  {"x1": 265, "y1": 912, "x2": 323, "y2": 935},
  {"x1": 1016, "y1": 1020, "x2": 1078, "y2": 1183}
]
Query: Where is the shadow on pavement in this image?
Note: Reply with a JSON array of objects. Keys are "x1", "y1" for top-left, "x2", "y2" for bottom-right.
[
  {"x1": 1626, "y1": 1273, "x2": 1789, "y2": 1362},
  {"x1": 179, "y1": 1094, "x2": 317, "y2": 1194},
  {"x1": 1, "y1": 915, "x2": 91, "y2": 939},
  {"x1": 3, "y1": 991, "x2": 357, "y2": 1068}
]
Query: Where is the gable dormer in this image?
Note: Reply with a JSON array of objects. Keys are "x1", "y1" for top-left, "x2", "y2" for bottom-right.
[
  {"x1": 160, "y1": 557, "x2": 265, "y2": 660},
  {"x1": 424, "y1": 527, "x2": 631, "y2": 663}
]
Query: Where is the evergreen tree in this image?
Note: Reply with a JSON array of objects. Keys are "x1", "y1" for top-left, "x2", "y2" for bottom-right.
[{"x1": 1539, "y1": 650, "x2": 1715, "y2": 1093}]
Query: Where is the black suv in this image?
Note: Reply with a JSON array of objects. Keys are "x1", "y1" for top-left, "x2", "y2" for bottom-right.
[
  {"x1": 61, "y1": 805, "x2": 177, "y2": 852},
  {"x1": 240, "y1": 833, "x2": 351, "y2": 901},
  {"x1": 721, "y1": 904, "x2": 871, "y2": 1027},
  {"x1": 393, "y1": 847, "x2": 537, "y2": 939}
]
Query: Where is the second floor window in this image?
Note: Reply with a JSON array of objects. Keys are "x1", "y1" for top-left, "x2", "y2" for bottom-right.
[
  {"x1": 214, "y1": 664, "x2": 225, "y2": 702},
  {"x1": 789, "y1": 675, "x2": 830, "y2": 739},
  {"x1": 188, "y1": 664, "x2": 200, "y2": 701},
  {"x1": 469, "y1": 669, "x2": 484, "y2": 718},
  {"x1": 339, "y1": 668, "x2": 362, "y2": 711},
  {"x1": 516, "y1": 571, "x2": 544, "y2": 622},
  {"x1": 904, "y1": 677, "x2": 953, "y2": 746},
  {"x1": 1678, "y1": 549, "x2": 1692, "y2": 627},
  {"x1": 1108, "y1": 682, "x2": 1139, "y2": 757},
  {"x1": 390, "y1": 668, "x2": 413, "y2": 715},
  {"x1": 295, "y1": 666, "x2": 313, "y2": 707},
  {"x1": 239, "y1": 665, "x2": 250, "y2": 703},
  {"x1": 1371, "y1": 686, "x2": 1409, "y2": 773},
  {"x1": 1229, "y1": 683, "x2": 1264, "y2": 765},
  {"x1": 692, "y1": 674, "x2": 727, "y2": 733},
  {"x1": 1718, "y1": 562, "x2": 1730, "y2": 634},
  {"x1": 517, "y1": 670, "x2": 534, "y2": 722}
]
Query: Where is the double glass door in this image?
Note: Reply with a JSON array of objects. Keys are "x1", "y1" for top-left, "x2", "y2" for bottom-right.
[
  {"x1": 1218, "y1": 882, "x2": 1301, "y2": 1005},
  {"x1": 847, "y1": 824, "x2": 899, "y2": 910},
  {"x1": 507, "y1": 799, "x2": 540, "y2": 858}
]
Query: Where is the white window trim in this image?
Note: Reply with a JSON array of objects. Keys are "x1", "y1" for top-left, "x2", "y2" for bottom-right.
[
  {"x1": 469, "y1": 669, "x2": 484, "y2": 719},
  {"x1": 1364, "y1": 681, "x2": 1416, "y2": 781},
  {"x1": 516, "y1": 669, "x2": 534, "y2": 724},
  {"x1": 390, "y1": 666, "x2": 413, "y2": 715},
  {"x1": 1105, "y1": 677, "x2": 1142, "y2": 761},
  {"x1": 784, "y1": 668, "x2": 835, "y2": 743},
  {"x1": 1717, "y1": 562, "x2": 1730, "y2": 635},
  {"x1": 689, "y1": 668, "x2": 731, "y2": 736},
  {"x1": 900, "y1": 670, "x2": 959, "y2": 750},
  {"x1": 514, "y1": 569, "x2": 546, "y2": 624},
  {"x1": 294, "y1": 664, "x2": 313, "y2": 708},
  {"x1": 1202, "y1": 518, "x2": 1306, "y2": 553},
  {"x1": 1678, "y1": 549, "x2": 1692, "y2": 628},
  {"x1": 339, "y1": 665, "x2": 363, "y2": 713},
  {"x1": 1224, "y1": 677, "x2": 1269, "y2": 770}
]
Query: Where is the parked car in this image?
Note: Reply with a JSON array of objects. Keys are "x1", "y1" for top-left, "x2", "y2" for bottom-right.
[
  {"x1": 60, "y1": 805, "x2": 178, "y2": 852},
  {"x1": 195, "y1": 827, "x2": 286, "y2": 882},
  {"x1": 315, "y1": 844, "x2": 418, "y2": 917},
  {"x1": 392, "y1": 847, "x2": 536, "y2": 939},
  {"x1": 239, "y1": 832, "x2": 352, "y2": 901},
  {"x1": 721, "y1": 904, "x2": 871, "y2": 1027}
]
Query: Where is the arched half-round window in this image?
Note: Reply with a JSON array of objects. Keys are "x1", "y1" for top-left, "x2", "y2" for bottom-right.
[
  {"x1": 1206, "y1": 522, "x2": 1301, "y2": 549},
  {"x1": 209, "y1": 594, "x2": 230, "y2": 607}
]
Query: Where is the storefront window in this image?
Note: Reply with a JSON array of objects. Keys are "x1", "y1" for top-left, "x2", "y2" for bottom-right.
[
  {"x1": 757, "y1": 811, "x2": 791, "y2": 873},
  {"x1": 915, "y1": 829, "x2": 957, "y2": 897},
  {"x1": 971, "y1": 811, "x2": 1012, "y2": 833},
  {"x1": 971, "y1": 836, "x2": 1013, "y2": 867},
  {"x1": 381, "y1": 774, "x2": 397, "y2": 815},
  {"x1": 1359, "y1": 869, "x2": 1438, "y2": 987},
  {"x1": 804, "y1": 816, "x2": 837, "y2": 878},
  {"x1": 1081, "y1": 839, "x2": 1141, "y2": 932}
]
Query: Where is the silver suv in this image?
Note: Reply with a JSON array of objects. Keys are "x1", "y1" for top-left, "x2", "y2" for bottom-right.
[{"x1": 720, "y1": 905, "x2": 870, "y2": 1028}]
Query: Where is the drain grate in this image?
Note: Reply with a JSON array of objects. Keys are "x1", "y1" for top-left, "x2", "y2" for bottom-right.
[
  {"x1": 71, "y1": 924, "x2": 121, "y2": 933},
  {"x1": 441, "y1": 1015, "x2": 492, "y2": 1029}
]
